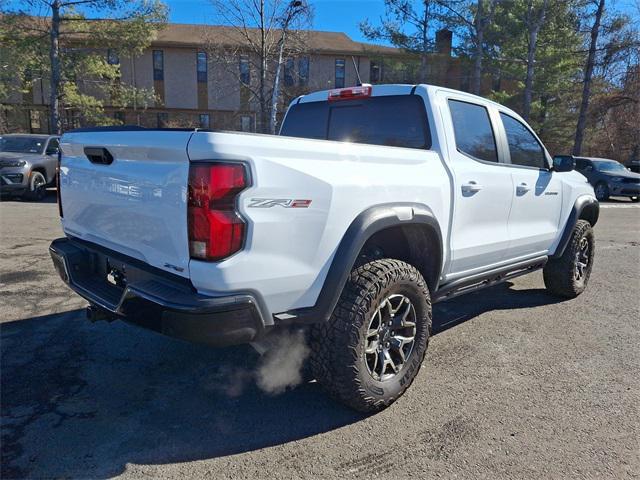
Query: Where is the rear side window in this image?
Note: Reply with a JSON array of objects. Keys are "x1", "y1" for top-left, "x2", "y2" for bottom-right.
[
  {"x1": 448, "y1": 99, "x2": 497, "y2": 162},
  {"x1": 279, "y1": 101, "x2": 328, "y2": 140},
  {"x1": 280, "y1": 95, "x2": 431, "y2": 150},
  {"x1": 500, "y1": 113, "x2": 547, "y2": 169}
]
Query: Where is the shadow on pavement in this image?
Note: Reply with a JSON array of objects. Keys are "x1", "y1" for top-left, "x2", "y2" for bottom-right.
[
  {"x1": 0, "y1": 309, "x2": 364, "y2": 478},
  {"x1": 433, "y1": 281, "x2": 564, "y2": 334},
  {"x1": 1, "y1": 281, "x2": 563, "y2": 478},
  {"x1": 0, "y1": 188, "x2": 57, "y2": 204}
]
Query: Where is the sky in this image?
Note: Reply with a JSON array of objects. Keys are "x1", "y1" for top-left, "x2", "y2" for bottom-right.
[
  {"x1": 6, "y1": 0, "x2": 638, "y2": 46},
  {"x1": 142, "y1": 0, "x2": 640, "y2": 46},
  {"x1": 162, "y1": 0, "x2": 388, "y2": 43}
]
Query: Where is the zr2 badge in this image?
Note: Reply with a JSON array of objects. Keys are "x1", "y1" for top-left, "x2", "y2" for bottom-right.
[{"x1": 248, "y1": 198, "x2": 312, "y2": 208}]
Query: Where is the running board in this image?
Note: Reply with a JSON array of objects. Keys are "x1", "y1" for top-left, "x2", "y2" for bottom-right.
[{"x1": 433, "y1": 256, "x2": 548, "y2": 303}]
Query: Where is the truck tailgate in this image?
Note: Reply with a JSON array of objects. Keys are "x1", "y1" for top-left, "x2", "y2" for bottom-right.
[{"x1": 59, "y1": 130, "x2": 194, "y2": 278}]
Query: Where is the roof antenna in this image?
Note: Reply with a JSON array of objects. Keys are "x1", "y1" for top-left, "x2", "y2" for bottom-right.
[{"x1": 351, "y1": 56, "x2": 363, "y2": 86}]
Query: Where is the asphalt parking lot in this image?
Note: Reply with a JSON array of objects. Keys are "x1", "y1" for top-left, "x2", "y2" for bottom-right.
[{"x1": 1, "y1": 193, "x2": 639, "y2": 479}]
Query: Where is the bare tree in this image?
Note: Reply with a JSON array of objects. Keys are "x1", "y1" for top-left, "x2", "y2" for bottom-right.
[
  {"x1": 269, "y1": 0, "x2": 310, "y2": 134},
  {"x1": 207, "y1": 0, "x2": 312, "y2": 134},
  {"x1": 573, "y1": 0, "x2": 605, "y2": 156},
  {"x1": 522, "y1": 0, "x2": 549, "y2": 121}
]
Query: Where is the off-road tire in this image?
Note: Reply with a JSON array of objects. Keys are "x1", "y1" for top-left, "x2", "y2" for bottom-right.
[
  {"x1": 309, "y1": 259, "x2": 431, "y2": 412},
  {"x1": 543, "y1": 220, "x2": 594, "y2": 298}
]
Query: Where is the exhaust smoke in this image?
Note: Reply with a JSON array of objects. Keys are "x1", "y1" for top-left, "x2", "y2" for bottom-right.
[
  {"x1": 255, "y1": 330, "x2": 310, "y2": 395},
  {"x1": 206, "y1": 329, "x2": 311, "y2": 397}
]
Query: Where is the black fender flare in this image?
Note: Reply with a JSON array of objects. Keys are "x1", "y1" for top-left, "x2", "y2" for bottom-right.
[
  {"x1": 279, "y1": 203, "x2": 443, "y2": 324},
  {"x1": 551, "y1": 196, "x2": 599, "y2": 259}
]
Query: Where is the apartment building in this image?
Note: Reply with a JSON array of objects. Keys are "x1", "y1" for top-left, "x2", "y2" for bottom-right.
[{"x1": 5, "y1": 22, "x2": 464, "y2": 134}]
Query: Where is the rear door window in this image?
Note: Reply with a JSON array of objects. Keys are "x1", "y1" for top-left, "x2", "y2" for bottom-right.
[
  {"x1": 448, "y1": 99, "x2": 498, "y2": 163},
  {"x1": 500, "y1": 113, "x2": 547, "y2": 169},
  {"x1": 281, "y1": 95, "x2": 431, "y2": 149}
]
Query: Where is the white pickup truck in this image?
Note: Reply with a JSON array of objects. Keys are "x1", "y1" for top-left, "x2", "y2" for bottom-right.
[{"x1": 50, "y1": 84, "x2": 599, "y2": 412}]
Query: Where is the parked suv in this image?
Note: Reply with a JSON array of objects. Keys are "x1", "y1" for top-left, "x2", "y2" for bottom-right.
[
  {"x1": 50, "y1": 84, "x2": 599, "y2": 412},
  {"x1": 573, "y1": 156, "x2": 640, "y2": 202},
  {"x1": 0, "y1": 134, "x2": 60, "y2": 200}
]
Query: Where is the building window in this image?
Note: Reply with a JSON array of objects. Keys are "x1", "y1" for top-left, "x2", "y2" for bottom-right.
[
  {"x1": 114, "y1": 111, "x2": 125, "y2": 124},
  {"x1": 197, "y1": 51, "x2": 207, "y2": 83},
  {"x1": 370, "y1": 61, "x2": 381, "y2": 83},
  {"x1": 284, "y1": 58, "x2": 294, "y2": 87},
  {"x1": 29, "y1": 110, "x2": 40, "y2": 131},
  {"x1": 66, "y1": 110, "x2": 81, "y2": 129},
  {"x1": 239, "y1": 55, "x2": 250, "y2": 85},
  {"x1": 199, "y1": 113, "x2": 210, "y2": 129},
  {"x1": 107, "y1": 49, "x2": 120, "y2": 65},
  {"x1": 240, "y1": 115, "x2": 253, "y2": 132},
  {"x1": 157, "y1": 112, "x2": 168, "y2": 128},
  {"x1": 298, "y1": 57, "x2": 309, "y2": 86},
  {"x1": 335, "y1": 59, "x2": 345, "y2": 88},
  {"x1": 153, "y1": 50, "x2": 164, "y2": 81}
]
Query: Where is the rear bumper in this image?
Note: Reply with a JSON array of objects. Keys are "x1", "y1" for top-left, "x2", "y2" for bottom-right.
[{"x1": 49, "y1": 237, "x2": 267, "y2": 347}]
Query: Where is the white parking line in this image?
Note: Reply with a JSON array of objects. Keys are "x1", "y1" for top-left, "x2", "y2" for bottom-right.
[{"x1": 600, "y1": 204, "x2": 640, "y2": 209}]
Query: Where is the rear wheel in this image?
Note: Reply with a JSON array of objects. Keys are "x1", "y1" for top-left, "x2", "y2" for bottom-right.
[
  {"x1": 594, "y1": 182, "x2": 609, "y2": 201},
  {"x1": 309, "y1": 259, "x2": 431, "y2": 412},
  {"x1": 543, "y1": 220, "x2": 594, "y2": 298},
  {"x1": 26, "y1": 171, "x2": 47, "y2": 201}
]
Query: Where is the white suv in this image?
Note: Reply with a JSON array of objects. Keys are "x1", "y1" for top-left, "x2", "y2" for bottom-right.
[{"x1": 50, "y1": 84, "x2": 599, "y2": 411}]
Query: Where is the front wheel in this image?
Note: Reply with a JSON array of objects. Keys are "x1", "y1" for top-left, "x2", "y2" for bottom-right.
[
  {"x1": 543, "y1": 220, "x2": 595, "y2": 298},
  {"x1": 631, "y1": 196, "x2": 639, "y2": 203},
  {"x1": 26, "y1": 171, "x2": 47, "y2": 201},
  {"x1": 309, "y1": 259, "x2": 431, "y2": 412},
  {"x1": 594, "y1": 182, "x2": 609, "y2": 201}
]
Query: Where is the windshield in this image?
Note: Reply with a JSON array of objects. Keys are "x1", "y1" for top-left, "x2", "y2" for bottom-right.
[
  {"x1": 0, "y1": 137, "x2": 46, "y2": 154},
  {"x1": 593, "y1": 160, "x2": 627, "y2": 172}
]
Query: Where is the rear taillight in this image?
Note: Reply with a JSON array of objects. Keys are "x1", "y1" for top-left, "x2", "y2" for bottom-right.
[
  {"x1": 328, "y1": 85, "x2": 372, "y2": 102},
  {"x1": 188, "y1": 163, "x2": 248, "y2": 261},
  {"x1": 57, "y1": 149, "x2": 63, "y2": 218}
]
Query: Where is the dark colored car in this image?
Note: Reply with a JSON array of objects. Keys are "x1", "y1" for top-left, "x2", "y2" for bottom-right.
[
  {"x1": 627, "y1": 159, "x2": 640, "y2": 174},
  {"x1": 573, "y1": 156, "x2": 640, "y2": 202},
  {"x1": 0, "y1": 134, "x2": 60, "y2": 200}
]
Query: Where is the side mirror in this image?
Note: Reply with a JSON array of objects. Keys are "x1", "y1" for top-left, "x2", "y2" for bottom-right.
[{"x1": 553, "y1": 155, "x2": 575, "y2": 172}]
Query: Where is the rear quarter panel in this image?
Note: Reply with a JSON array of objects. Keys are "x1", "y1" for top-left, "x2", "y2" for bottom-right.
[
  {"x1": 548, "y1": 171, "x2": 597, "y2": 255},
  {"x1": 187, "y1": 130, "x2": 450, "y2": 315}
]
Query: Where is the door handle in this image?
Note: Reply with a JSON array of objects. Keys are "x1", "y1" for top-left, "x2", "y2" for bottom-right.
[
  {"x1": 516, "y1": 182, "x2": 531, "y2": 195},
  {"x1": 461, "y1": 181, "x2": 483, "y2": 194},
  {"x1": 84, "y1": 147, "x2": 114, "y2": 165}
]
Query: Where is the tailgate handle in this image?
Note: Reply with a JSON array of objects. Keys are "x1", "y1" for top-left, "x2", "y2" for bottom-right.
[{"x1": 84, "y1": 147, "x2": 114, "y2": 165}]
